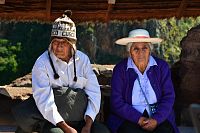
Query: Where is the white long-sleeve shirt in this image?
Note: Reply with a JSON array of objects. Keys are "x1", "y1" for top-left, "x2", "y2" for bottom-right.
[
  {"x1": 32, "y1": 50, "x2": 101, "y2": 125},
  {"x1": 127, "y1": 56, "x2": 157, "y2": 116}
]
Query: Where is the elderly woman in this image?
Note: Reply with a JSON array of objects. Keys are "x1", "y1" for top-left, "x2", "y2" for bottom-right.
[{"x1": 107, "y1": 29, "x2": 179, "y2": 133}]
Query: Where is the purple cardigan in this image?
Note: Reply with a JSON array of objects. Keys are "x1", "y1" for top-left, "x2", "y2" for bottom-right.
[{"x1": 107, "y1": 57, "x2": 179, "y2": 133}]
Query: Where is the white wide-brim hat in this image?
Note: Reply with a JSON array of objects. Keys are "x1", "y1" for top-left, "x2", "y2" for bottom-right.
[{"x1": 115, "y1": 29, "x2": 162, "y2": 45}]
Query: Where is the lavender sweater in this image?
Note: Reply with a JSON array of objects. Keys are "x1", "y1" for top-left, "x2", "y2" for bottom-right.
[{"x1": 107, "y1": 57, "x2": 179, "y2": 133}]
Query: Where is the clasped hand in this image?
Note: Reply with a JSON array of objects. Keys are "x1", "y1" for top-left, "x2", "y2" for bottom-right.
[{"x1": 138, "y1": 117, "x2": 158, "y2": 131}]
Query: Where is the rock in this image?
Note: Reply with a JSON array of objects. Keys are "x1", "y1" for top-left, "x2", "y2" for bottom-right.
[
  {"x1": 8, "y1": 73, "x2": 32, "y2": 87},
  {"x1": 0, "y1": 65, "x2": 114, "y2": 100},
  {"x1": 92, "y1": 64, "x2": 114, "y2": 86},
  {"x1": 179, "y1": 25, "x2": 200, "y2": 106},
  {"x1": 173, "y1": 24, "x2": 200, "y2": 126}
]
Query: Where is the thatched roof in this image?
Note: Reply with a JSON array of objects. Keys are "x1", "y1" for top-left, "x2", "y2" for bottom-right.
[{"x1": 0, "y1": 0, "x2": 200, "y2": 22}]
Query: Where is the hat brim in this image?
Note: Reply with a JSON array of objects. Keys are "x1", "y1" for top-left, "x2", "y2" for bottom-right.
[{"x1": 115, "y1": 37, "x2": 163, "y2": 45}]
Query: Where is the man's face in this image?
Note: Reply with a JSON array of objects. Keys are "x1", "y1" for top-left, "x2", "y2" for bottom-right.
[
  {"x1": 130, "y1": 42, "x2": 150, "y2": 66},
  {"x1": 51, "y1": 38, "x2": 72, "y2": 62}
]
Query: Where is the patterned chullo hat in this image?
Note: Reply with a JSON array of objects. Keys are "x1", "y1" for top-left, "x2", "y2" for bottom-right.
[
  {"x1": 51, "y1": 10, "x2": 77, "y2": 51},
  {"x1": 50, "y1": 10, "x2": 78, "y2": 82}
]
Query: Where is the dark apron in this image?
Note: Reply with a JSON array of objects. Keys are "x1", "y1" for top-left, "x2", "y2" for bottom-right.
[{"x1": 12, "y1": 87, "x2": 88, "y2": 133}]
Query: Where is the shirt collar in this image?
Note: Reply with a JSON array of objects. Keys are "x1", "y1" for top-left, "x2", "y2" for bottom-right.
[{"x1": 127, "y1": 55, "x2": 157, "y2": 71}]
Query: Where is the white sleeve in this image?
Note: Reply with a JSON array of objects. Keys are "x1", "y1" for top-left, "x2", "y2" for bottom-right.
[
  {"x1": 32, "y1": 60, "x2": 64, "y2": 125},
  {"x1": 83, "y1": 57, "x2": 101, "y2": 121}
]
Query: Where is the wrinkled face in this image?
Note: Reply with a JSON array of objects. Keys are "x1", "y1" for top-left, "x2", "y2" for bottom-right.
[
  {"x1": 130, "y1": 42, "x2": 151, "y2": 66},
  {"x1": 51, "y1": 38, "x2": 72, "y2": 62}
]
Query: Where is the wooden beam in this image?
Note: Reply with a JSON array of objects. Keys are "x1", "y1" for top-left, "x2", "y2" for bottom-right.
[
  {"x1": 0, "y1": 11, "x2": 47, "y2": 21},
  {"x1": 176, "y1": 0, "x2": 187, "y2": 18},
  {"x1": 46, "y1": 0, "x2": 51, "y2": 21},
  {"x1": 0, "y1": 8, "x2": 194, "y2": 22},
  {"x1": 71, "y1": 9, "x2": 178, "y2": 22}
]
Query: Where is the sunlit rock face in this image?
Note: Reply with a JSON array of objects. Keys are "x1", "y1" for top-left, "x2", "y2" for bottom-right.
[{"x1": 179, "y1": 25, "x2": 200, "y2": 106}]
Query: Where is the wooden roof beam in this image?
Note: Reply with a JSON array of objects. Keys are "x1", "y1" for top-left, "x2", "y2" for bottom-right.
[
  {"x1": 176, "y1": 0, "x2": 187, "y2": 18},
  {"x1": 71, "y1": 9, "x2": 177, "y2": 22}
]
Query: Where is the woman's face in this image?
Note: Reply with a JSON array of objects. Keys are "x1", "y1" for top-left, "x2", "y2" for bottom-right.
[
  {"x1": 130, "y1": 42, "x2": 150, "y2": 67},
  {"x1": 51, "y1": 38, "x2": 72, "y2": 62}
]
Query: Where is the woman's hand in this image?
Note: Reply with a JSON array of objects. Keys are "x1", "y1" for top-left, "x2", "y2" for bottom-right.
[
  {"x1": 138, "y1": 117, "x2": 148, "y2": 127},
  {"x1": 141, "y1": 118, "x2": 158, "y2": 131}
]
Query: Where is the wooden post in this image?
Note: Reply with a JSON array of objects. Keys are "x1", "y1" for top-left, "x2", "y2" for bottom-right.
[
  {"x1": 0, "y1": 0, "x2": 5, "y2": 4},
  {"x1": 106, "y1": 0, "x2": 115, "y2": 25},
  {"x1": 176, "y1": 0, "x2": 187, "y2": 18},
  {"x1": 108, "y1": 0, "x2": 115, "y2": 4},
  {"x1": 106, "y1": 4, "x2": 113, "y2": 24},
  {"x1": 46, "y1": 0, "x2": 52, "y2": 21}
]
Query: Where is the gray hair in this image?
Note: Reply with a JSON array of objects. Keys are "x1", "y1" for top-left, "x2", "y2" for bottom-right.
[{"x1": 126, "y1": 42, "x2": 153, "y2": 52}]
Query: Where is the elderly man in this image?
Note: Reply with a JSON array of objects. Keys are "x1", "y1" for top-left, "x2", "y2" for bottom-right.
[
  {"x1": 14, "y1": 10, "x2": 110, "y2": 133},
  {"x1": 107, "y1": 29, "x2": 179, "y2": 133}
]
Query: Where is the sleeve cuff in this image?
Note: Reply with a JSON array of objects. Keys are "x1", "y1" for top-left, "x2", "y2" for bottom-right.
[
  {"x1": 53, "y1": 115, "x2": 64, "y2": 126},
  {"x1": 84, "y1": 110, "x2": 96, "y2": 122},
  {"x1": 44, "y1": 108, "x2": 64, "y2": 126}
]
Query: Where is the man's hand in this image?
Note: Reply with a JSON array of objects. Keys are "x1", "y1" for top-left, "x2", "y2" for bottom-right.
[
  {"x1": 81, "y1": 115, "x2": 93, "y2": 133},
  {"x1": 57, "y1": 121, "x2": 77, "y2": 133},
  {"x1": 141, "y1": 118, "x2": 158, "y2": 131},
  {"x1": 81, "y1": 126, "x2": 91, "y2": 133}
]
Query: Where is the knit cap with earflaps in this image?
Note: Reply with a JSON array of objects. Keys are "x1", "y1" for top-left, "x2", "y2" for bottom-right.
[
  {"x1": 51, "y1": 10, "x2": 77, "y2": 51},
  {"x1": 49, "y1": 10, "x2": 77, "y2": 82}
]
